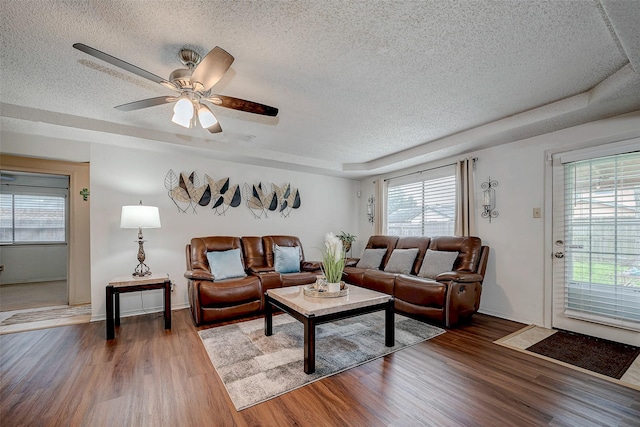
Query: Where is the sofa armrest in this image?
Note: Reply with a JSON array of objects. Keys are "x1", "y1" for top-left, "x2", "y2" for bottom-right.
[
  {"x1": 184, "y1": 269, "x2": 215, "y2": 281},
  {"x1": 436, "y1": 271, "x2": 483, "y2": 283},
  {"x1": 345, "y1": 258, "x2": 359, "y2": 267},
  {"x1": 302, "y1": 261, "x2": 321, "y2": 271}
]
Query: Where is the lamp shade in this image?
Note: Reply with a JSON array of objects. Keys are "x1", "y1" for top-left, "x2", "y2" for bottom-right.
[
  {"x1": 120, "y1": 205, "x2": 161, "y2": 229},
  {"x1": 171, "y1": 98, "x2": 194, "y2": 128}
]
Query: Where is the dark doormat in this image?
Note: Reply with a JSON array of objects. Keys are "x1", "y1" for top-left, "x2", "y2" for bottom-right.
[{"x1": 526, "y1": 330, "x2": 640, "y2": 379}]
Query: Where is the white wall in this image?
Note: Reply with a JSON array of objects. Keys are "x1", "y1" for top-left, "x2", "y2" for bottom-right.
[
  {"x1": 90, "y1": 143, "x2": 359, "y2": 320},
  {"x1": 358, "y1": 111, "x2": 640, "y2": 327},
  {"x1": 0, "y1": 245, "x2": 67, "y2": 284}
]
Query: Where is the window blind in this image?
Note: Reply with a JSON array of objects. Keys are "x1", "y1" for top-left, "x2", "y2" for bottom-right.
[
  {"x1": 562, "y1": 150, "x2": 640, "y2": 330},
  {"x1": 387, "y1": 168, "x2": 456, "y2": 237},
  {"x1": 1, "y1": 195, "x2": 67, "y2": 243}
]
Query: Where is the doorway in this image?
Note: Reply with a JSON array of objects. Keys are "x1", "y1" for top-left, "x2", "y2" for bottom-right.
[
  {"x1": 549, "y1": 139, "x2": 640, "y2": 346},
  {"x1": 0, "y1": 171, "x2": 69, "y2": 311}
]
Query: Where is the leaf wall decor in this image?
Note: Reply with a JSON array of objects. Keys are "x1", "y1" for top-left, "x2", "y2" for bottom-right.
[{"x1": 165, "y1": 169, "x2": 241, "y2": 215}]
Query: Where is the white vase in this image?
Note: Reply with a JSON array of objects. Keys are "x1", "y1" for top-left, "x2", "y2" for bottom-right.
[{"x1": 326, "y1": 282, "x2": 341, "y2": 293}]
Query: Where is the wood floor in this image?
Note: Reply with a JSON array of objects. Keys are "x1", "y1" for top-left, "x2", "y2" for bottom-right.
[{"x1": 1, "y1": 309, "x2": 638, "y2": 426}]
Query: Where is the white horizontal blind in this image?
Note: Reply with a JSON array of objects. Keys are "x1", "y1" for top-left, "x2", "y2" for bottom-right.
[
  {"x1": 0, "y1": 194, "x2": 67, "y2": 243},
  {"x1": 387, "y1": 168, "x2": 456, "y2": 237},
  {"x1": 562, "y1": 150, "x2": 640, "y2": 330}
]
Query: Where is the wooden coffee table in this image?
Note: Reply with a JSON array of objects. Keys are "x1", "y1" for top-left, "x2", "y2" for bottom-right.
[{"x1": 264, "y1": 284, "x2": 394, "y2": 374}]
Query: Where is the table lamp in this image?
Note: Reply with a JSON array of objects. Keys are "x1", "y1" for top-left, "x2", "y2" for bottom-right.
[{"x1": 120, "y1": 201, "x2": 161, "y2": 277}]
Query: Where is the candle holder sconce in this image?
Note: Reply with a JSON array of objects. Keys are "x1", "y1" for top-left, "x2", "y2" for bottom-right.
[{"x1": 481, "y1": 177, "x2": 499, "y2": 222}]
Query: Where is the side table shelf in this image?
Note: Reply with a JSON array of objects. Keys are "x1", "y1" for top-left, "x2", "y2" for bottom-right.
[{"x1": 106, "y1": 273, "x2": 172, "y2": 340}]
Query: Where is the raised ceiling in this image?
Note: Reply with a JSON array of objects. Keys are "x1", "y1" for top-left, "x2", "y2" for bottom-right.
[{"x1": 1, "y1": 1, "x2": 639, "y2": 178}]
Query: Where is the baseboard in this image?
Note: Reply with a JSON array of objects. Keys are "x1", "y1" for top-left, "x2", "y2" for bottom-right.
[
  {"x1": 90, "y1": 302, "x2": 190, "y2": 323},
  {"x1": 477, "y1": 308, "x2": 535, "y2": 326}
]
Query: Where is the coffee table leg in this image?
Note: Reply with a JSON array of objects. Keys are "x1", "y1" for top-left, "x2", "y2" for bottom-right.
[
  {"x1": 106, "y1": 285, "x2": 114, "y2": 340},
  {"x1": 304, "y1": 315, "x2": 316, "y2": 374},
  {"x1": 264, "y1": 294, "x2": 273, "y2": 336},
  {"x1": 385, "y1": 298, "x2": 395, "y2": 347}
]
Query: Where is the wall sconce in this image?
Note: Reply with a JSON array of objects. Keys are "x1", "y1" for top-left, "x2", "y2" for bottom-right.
[
  {"x1": 367, "y1": 196, "x2": 375, "y2": 224},
  {"x1": 481, "y1": 177, "x2": 499, "y2": 222}
]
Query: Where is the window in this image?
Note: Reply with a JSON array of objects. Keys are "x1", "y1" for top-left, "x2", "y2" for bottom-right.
[
  {"x1": 0, "y1": 172, "x2": 68, "y2": 244},
  {"x1": 387, "y1": 167, "x2": 456, "y2": 236}
]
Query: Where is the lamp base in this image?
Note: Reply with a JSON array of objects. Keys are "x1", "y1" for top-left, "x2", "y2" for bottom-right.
[{"x1": 132, "y1": 262, "x2": 152, "y2": 277}]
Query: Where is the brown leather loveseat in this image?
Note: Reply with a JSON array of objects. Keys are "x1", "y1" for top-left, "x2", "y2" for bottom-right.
[
  {"x1": 344, "y1": 235, "x2": 489, "y2": 327},
  {"x1": 185, "y1": 235, "x2": 319, "y2": 325}
]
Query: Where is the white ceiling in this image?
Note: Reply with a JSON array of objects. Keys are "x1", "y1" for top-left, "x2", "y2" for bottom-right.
[{"x1": 1, "y1": 1, "x2": 639, "y2": 178}]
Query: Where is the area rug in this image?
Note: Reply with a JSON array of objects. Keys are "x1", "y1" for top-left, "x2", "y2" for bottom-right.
[
  {"x1": 198, "y1": 311, "x2": 445, "y2": 410},
  {"x1": 0, "y1": 304, "x2": 92, "y2": 326},
  {"x1": 495, "y1": 325, "x2": 640, "y2": 391}
]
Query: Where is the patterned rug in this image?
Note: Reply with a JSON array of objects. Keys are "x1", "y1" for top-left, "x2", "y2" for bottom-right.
[
  {"x1": 0, "y1": 304, "x2": 92, "y2": 325},
  {"x1": 495, "y1": 325, "x2": 640, "y2": 391},
  {"x1": 198, "y1": 311, "x2": 445, "y2": 411}
]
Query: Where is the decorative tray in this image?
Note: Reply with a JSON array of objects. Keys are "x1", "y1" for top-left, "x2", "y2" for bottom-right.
[{"x1": 303, "y1": 282, "x2": 349, "y2": 298}]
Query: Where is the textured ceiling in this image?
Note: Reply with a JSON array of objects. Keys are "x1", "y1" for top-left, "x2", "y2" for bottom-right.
[{"x1": 1, "y1": 0, "x2": 639, "y2": 178}]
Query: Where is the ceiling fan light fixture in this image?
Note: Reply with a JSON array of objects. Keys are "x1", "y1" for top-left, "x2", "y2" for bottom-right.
[
  {"x1": 171, "y1": 97, "x2": 194, "y2": 128},
  {"x1": 197, "y1": 104, "x2": 218, "y2": 129}
]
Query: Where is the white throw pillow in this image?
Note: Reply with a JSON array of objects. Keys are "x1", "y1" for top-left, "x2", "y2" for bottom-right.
[
  {"x1": 384, "y1": 248, "x2": 419, "y2": 274},
  {"x1": 356, "y1": 248, "x2": 387, "y2": 269},
  {"x1": 417, "y1": 249, "x2": 459, "y2": 279}
]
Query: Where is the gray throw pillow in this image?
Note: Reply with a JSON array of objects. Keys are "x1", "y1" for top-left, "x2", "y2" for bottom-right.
[
  {"x1": 356, "y1": 248, "x2": 387, "y2": 269},
  {"x1": 384, "y1": 248, "x2": 419, "y2": 274},
  {"x1": 418, "y1": 249, "x2": 459, "y2": 279}
]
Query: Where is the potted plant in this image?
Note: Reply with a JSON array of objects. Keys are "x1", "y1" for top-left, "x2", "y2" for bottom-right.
[
  {"x1": 321, "y1": 232, "x2": 346, "y2": 292},
  {"x1": 337, "y1": 231, "x2": 356, "y2": 254}
]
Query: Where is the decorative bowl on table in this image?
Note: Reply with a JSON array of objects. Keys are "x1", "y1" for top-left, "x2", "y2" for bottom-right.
[{"x1": 303, "y1": 280, "x2": 349, "y2": 298}]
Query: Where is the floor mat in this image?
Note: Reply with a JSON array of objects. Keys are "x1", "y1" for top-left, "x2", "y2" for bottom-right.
[{"x1": 495, "y1": 325, "x2": 640, "y2": 391}]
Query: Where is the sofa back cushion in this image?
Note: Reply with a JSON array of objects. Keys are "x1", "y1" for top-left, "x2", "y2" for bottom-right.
[
  {"x1": 396, "y1": 236, "x2": 431, "y2": 275},
  {"x1": 241, "y1": 236, "x2": 267, "y2": 269},
  {"x1": 263, "y1": 235, "x2": 305, "y2": 268},
  {"x1": 427, "y1": 236, "x2": 482, "y2": 272},
  {"x1": 189, "y1": 236, "x2": 244, "y2": 272},
  {"x1": 364, "y1": 235, "x2": 399, "y2": 268}
]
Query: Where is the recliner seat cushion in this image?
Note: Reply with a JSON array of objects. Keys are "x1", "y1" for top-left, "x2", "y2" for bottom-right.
[{"x1": 384, "y1": 248, "x2": 419, "y2": 274}]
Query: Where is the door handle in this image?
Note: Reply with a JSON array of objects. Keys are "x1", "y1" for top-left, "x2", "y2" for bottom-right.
[{"x1": 554, "y1": 252, "x2": 564, "y2": 259}]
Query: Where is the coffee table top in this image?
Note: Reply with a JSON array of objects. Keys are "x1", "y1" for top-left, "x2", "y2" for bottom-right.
[{"x1": 266, "y1": 284, "x2": 391, "y2": 316}]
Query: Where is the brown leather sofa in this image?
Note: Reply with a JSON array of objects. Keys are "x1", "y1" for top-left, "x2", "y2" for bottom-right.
[
  {"x1": 344, "y1": 235, "x2": 489, "y2": 327},
  {"x1": 185, "y1": 235, "x2": 319, "y2": 325}
]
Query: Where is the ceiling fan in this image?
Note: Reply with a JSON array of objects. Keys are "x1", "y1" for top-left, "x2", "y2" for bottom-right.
[{"x1": 73, "y1": 43, "x2": 278, "y2": 133}]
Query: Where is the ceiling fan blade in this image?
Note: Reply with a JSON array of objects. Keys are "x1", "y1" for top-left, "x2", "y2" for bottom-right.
[
  {"x1": 206, "y1": 121, "x2": 223, "y2": 134},
  {"x1": 115, "y1": 96, "x2": 174, "y2": 111},
  {"x1": 207, "y1": 95, "x2": 279, "y2": 117},
  {"x1": 73, "y1": 43, "x2": 167, "y2": 85},
  {"x1": 190, "y1": 47, "x2": 234, "y2": 91}
]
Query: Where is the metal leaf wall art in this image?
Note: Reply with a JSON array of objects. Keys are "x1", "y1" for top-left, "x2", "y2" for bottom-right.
[
  {"x1": 165, "y1": 169, "x2": 241, "y2": 214},
  {"x1": 243, "y1": 182, "x2": 301, "y2": 219}
]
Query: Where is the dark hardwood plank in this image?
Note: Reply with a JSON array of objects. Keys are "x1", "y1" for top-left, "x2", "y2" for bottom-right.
[{"x1": 1, "y1": 309, "x2": 638, "y2": 426}]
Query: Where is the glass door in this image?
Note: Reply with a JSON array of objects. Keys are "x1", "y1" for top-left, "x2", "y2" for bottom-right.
[{"x1": 551, "y1": 144, "x2": 640, "y2": 345}]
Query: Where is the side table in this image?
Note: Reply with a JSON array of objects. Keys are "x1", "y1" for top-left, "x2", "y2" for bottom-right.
[{"x1": 106, "y1": 273, "x2": 172, "y2": 339}]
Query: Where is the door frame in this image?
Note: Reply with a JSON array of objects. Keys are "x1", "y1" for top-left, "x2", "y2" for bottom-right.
[
  {"x1": 543, "y1": 133, "x2": 640, "y2": 346},
  {"x1": 0, "y1": 154, "x2": 90, "y2": 305}
]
